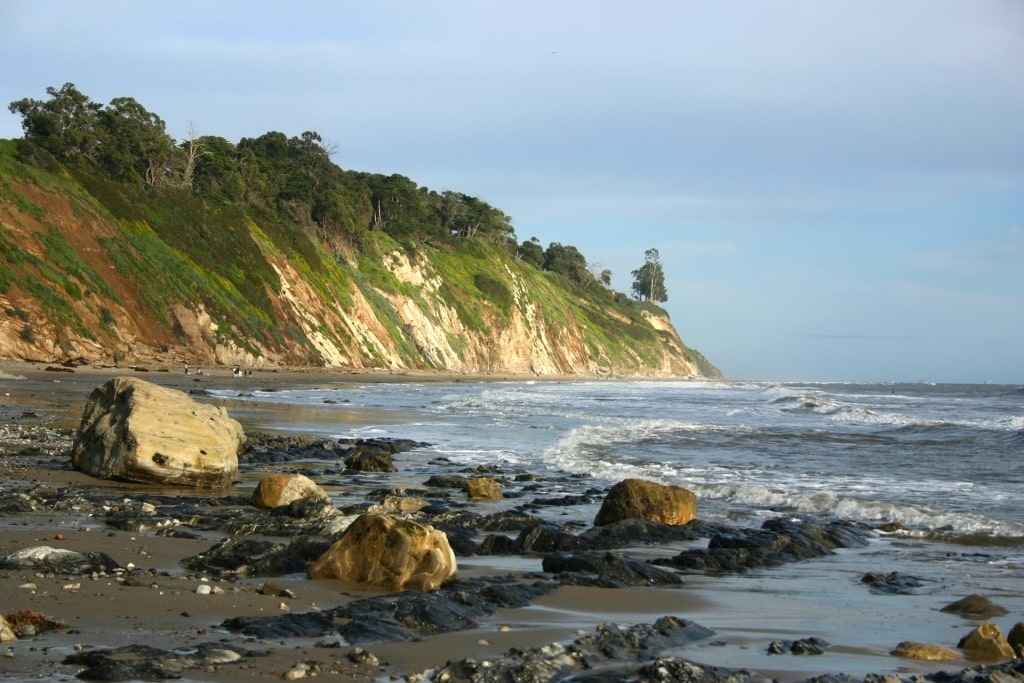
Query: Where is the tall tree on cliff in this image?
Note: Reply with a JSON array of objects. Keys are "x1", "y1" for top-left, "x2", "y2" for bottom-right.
[{"x1": 631, "y1": 248, "x2": 668, "y2": 303}]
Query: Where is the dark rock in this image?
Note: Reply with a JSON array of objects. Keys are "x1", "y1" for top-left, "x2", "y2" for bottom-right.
[
  {"x1": 338, "y1": 436, "x2": 428, "y2": 454},
  {"x1": 580, "y1": 518, "x2": 724, "y2": 549},
  {"x1": 62, "y1": 642, "x2": 258, "y2": 680},
  {"x1": 518, "y1": 523, "x2": 586, "y2": 553},
  {"x1": 480, "y1": 533, "x2": 521, "y2": 555},
  {"x1": 221, "y1": 576, "x2": 558, "y2": 644},
  {"x1": 0, "y1": 545, "x2": 121, "y2": 574},
  {"x1": 269, "y1": 495, "x2": 337, "y2": 520},
  {"x1": 543, "y1": 551, "x2": 686, "y2": 587},
  {"x1": 636, "y1": 657, "x2": 771, "y2": 682},
  {"x1": 655, "y1": 518, "x2": 874, "y2": 575},
  {"x1": 424, "y1": 473, "x2": 469, "y2": 490},
  {"x1": 344, "y1": 449, "x2": 397, "y2": 473},
  {"x1": 767, "y1": 637, "x2": 830, "y2": 655},
  {"x1": 223, "y1": 611, "x2": 338, "y2": 639},
  {"x1": 181, "y1": 535, "x2": 330, "y2": 577},
  {"x1": 941, "y1": 594, "x2": 1010, "y2": 619},
  {"x1": 574, "y1": 616, "x2": 716, "y2": 662},
  {"x1": 430, "y1": 617, "x2": 718, "y2": 683},
  {"x1": 861, "y1": 571, "x2": 928, "y2": 594}
]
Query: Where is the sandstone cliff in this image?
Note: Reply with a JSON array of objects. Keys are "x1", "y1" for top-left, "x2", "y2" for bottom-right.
[{"x1": 0, "y1": 142, "x2": 720, "y2": 379}]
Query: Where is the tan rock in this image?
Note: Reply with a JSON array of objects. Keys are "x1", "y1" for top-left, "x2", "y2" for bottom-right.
[
  {"x1": 594, "y1": 478, "x2": 697, "y2": 527},
  {"x1": 308, "y1": 513, "x2": 456, "y2": 591},
  {"x1": 251, "y1": 474, "x2": 329, "y2": 510},
  {"x1": 467, "y1": 476, "x2": 503, "y2": 501},
  {"x1": 0, "y1": 615, "x2": 16, "y2": 642},
  {"x1": 957, "y1": 621, "x2": 1015, "y2": 662},
  {"x1": 890, "y1": 641, "x2": 961, "y2": 661},
  {"x1": 71, "y1": 377, "x2": 244, "y2": 488}
]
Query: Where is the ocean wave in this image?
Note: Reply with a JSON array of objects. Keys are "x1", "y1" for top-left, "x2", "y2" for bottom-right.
[{"x1": 693, "y1": 483, "x2": 1024, "y2": 540}]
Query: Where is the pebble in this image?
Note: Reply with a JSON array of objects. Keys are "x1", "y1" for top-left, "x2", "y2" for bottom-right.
[{"x1": 195, "y1": 584, "x2": 212, "y2": 595}]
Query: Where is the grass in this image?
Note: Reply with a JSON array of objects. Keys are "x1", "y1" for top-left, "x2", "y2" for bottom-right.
[{"x1": 0, "y1": 137, "x2": 719, "y2": 376}]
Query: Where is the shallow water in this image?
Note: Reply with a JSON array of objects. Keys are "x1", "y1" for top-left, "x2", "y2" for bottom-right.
[{"x1": 208, "y1": 378, "x2": 1024, "y2": 677}]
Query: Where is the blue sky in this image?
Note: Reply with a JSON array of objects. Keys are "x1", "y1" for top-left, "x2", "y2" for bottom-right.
[{"x1": 2, "y1": 1, "x2": 1022, "y2": 383}]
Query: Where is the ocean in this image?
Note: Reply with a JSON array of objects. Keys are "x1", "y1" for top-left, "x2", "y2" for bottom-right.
[
  {"x1": 217, "y1": 379, "x2": 1024, "y2": 542},
  {"x1": 211, "y1": 377, "x2": 1024, "y2": 678}
]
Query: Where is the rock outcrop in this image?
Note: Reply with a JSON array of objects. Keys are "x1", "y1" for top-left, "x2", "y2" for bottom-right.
[
  {"x1": 308, "y1": 513, "x2": 457, "y2": 591},
  {"x1": 71, "y1": 377, "x2": 244, "y2": 488},
  {"x1": 594, "y1": 478, "x2": 697, "y2": 527}
]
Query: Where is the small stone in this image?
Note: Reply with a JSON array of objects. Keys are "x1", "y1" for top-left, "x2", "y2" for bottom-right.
[{"x1": 195, "y1": 584, "x2": 212, "y2": 595}]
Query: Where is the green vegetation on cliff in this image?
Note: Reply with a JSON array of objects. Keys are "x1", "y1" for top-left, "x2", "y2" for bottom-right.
[{"x1": 0, "y1": 84, "x2": 720, "y2": 377}]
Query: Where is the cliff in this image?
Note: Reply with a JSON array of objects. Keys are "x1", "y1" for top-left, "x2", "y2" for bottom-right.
[{"x1": 0, "y1": 140, "x2": 720, "y2": 379}]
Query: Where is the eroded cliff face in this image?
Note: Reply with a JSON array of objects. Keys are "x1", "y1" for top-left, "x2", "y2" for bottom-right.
[{"x1": 0, "y1": 173, "x2": 719, "y2": 379}]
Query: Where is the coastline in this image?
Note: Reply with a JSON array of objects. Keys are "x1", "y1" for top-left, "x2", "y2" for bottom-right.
[{"x1": 1, "y1": 360, "x2": 1020, "y2": 682}]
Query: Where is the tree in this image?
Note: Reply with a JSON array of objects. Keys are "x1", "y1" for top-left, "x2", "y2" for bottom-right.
[
  {"x1": 631, "y1": 248, "x2": 668, "y2": 303},
  {"x1": 96, "y1": 96, "x2": 175, "y2": 185},
  {"x1": 517, "y1": 237, "x2": 544, "y2": 268},
  {"x1": 8, "y1": 82, "x2": 102, "y2": 161},
  {"x1": 178, "y1": 121, "x2": 208, "y2": 190},
  {"x1": 543, "y1": 242, "x2": 591, "y2": 285}
]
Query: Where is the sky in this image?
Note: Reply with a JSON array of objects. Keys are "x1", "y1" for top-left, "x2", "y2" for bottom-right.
[{"x1": 1, "y1": 1, "x2": 1022, "y2": 383}]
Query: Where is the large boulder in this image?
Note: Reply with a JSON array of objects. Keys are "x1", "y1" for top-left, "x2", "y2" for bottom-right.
[
  {"x1": 251, "y1": 473, "x2": 330, "y2": 510},
  {"x1": 72, "y1": 377, "x2": 244, "y2": 488},
  {"x1": 308, "y1": 513, "x2": 457, "y2": 591},
  {"x1": 957, "y1": 622, "x2": 1016, "y2": 662},
  {"x1": 594, "y1": 478, "x2": 697, "y2": 527}
]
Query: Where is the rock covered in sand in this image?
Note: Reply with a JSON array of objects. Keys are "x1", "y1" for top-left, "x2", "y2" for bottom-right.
[
  {"x1": 71, "y1": 376, "x2": 244, "y2": 488},
  {"x1": 891, "y1": 641, "x2": 962, "y2": 661},
  {"x1": 308, "y1": 513, "x2": 456, "y2": 591},
  {"x1": 594, "y1": 478, "x2": 697, "y2": 527}
]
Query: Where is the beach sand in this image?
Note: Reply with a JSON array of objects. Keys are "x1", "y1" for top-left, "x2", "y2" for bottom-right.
[{"x1": 0, "y1": 361, "x2": 1014, "y2": 682}]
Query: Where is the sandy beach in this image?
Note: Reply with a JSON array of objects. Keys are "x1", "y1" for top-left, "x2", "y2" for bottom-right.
[{"x1": 1, "y1": 360, "x2": 1020, "y2": 682}]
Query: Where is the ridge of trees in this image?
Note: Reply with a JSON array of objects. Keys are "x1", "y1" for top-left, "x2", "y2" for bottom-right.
[{"x1": 9, "y1": 83, "x2": 666, "y2": 303}]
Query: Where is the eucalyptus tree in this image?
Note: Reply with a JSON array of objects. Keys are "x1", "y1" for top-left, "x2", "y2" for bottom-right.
[{"x1": 631, "y1": 248, "x2": 668, "y2": 303}]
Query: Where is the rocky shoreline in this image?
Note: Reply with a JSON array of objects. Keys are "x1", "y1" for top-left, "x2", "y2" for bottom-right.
[{"x1": 0, "y1": 367, "x2": 1021, "y2": 682}]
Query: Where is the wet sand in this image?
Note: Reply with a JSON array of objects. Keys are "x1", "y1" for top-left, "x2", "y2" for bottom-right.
[{"x1": 0, "y1": 361, "x2": 1017, "y2": 682}]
